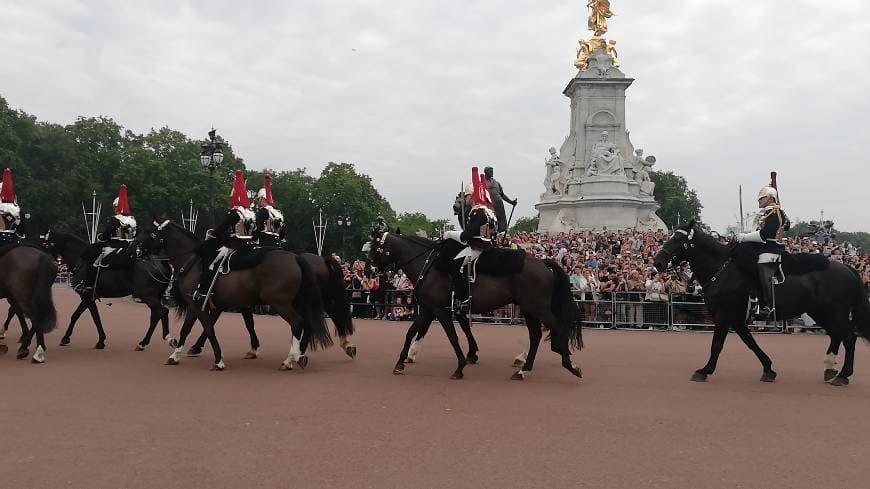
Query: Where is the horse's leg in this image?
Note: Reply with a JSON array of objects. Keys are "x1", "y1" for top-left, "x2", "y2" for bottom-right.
[
  {"x1": 135, "y1": 301, "x2": 162, "y2": 351},
  {"x1": 189, "y1": 310, "x2": 221, "y2": 356},
  {"x1": 204, "y1": 319, "x2": 225, "y2": 371},
  {"x1": 393, "y1": 309, "x2": 431, "y2": 374},
  {"x1": 830, "y1": 330, "x2": 856, "y2": 387},
  {"x1": 732, "y1": 323, "x2": 777, "y2": 382},
  {"x1": 31, "y1": 330, "x2": 47, "y2": 364},
  {"x1": 87, "y1": 302, "x2": 108, "y2": 349},
  {"x1": 456, "y1": 311, "x2": 479, "y2": 364},
  {"x1": 275, "y1": 307, "x2": 306, "y2": 371},
  {"x1": 59, "y1": 299, "x2": 90, "y2": 346},
  {"x1": 241, "y1": 308, "x2": 260, "y2": 359},
  {"x1": 160, "y1": 305, "x2": 172, "y2": 344},
  {"x1": 823, "y1": 333, "x2": 841, "y2": 382},
  {"x1": 511, "y1": 317, "x2": 543, "y2": 381},
  {"x1": 434, "y1": 308, "x2": 467, "y2": 380},
  {"x1": 692, "y1": 322, "x2": 730, "y2": 382},
  {"x1": 167, "y1": 310, "x2": 198, "y2": 365},
  {"x1": 17, "y1": 327, "x2": 33, "y2": 360}
]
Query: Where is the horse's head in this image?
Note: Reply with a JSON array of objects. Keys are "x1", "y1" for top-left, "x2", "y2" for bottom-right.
[
  {"x1": 362, "y1": 230, "x2": 396, "y2": 274},
  {"x1": 654, "y1": 220, "x2": 696, "y2": 272},
  {"x1": 130, "y1": 218, "x2": 169, "y2": 256}
]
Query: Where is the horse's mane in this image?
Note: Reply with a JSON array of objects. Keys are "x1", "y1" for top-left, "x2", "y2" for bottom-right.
[
  {"x1": 51, "y1": 231, "x2": 88, "y2": 246},
  {"x1": 393, "y1": 233, "x2": 437, "y2": 248},
  {"x1": 166, "y1": 221, "x2": 201, "y2": 243},
  {"x1": 690, "y1": 225, "x2": 730, "y2": 258}
]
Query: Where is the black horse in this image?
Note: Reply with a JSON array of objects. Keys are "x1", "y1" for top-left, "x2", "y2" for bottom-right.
[
  {"x1": 366, "y1": 231, "x2": 583, "y2": 380},
  {"x1": 1, "y1": 300, "x2": 29, "y2": 355},
  {"x1": 0, "y1": 244, "x2": 58, "y2": 362},
  {"x1": 654, "y1": 221, "x2": 870, "y2": 386},
  {"x1": 40, "y1": 231, "x2": 174, "y2": 350}
]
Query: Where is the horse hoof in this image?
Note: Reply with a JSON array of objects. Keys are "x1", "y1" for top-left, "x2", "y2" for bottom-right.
[
  {"x1": 243, "y1": 351, "x2": 258, "y2": 360},
  {"x1": 512, "y1": 359, "x2": 525, "y2": 368},
  {"x1": 466, "y1": 354, "x2": 479, "y2": 365},
  {"x1": 690, "y1": 372, "x2": 708, "y2": 382},
  {"x1": 59, "y1": 337, "x2": 70, "y2": 346},
  {"x1": 392, "y1": 365, "x2": 405, "y2": 375},
  {"x1": 0, "y1": 344, "x2": 8, "y2": 355},
  {"x1": 344, "y1": 345, "x2": 357, "y2": 359},
  {"x1": 94, "y1": 342, "x2": 106, "y2": 350},
  {"x1": 31, "y1": 357, "x2": 44, "y2": 364},
  {"x1": 165, "y1": 357, "x2": 180, "y2": 366},
  {"x1": 134, "y1": 344, "x2": 146, "y2": 351},
  {"x1": 297, "y1": 355, "x2": 309, "y2": 370},
  {"x1": 823, "y1": 369, "x2": 839, "y2": 382},
  {"x1": 571, "y1": 366, "x2": 583, "y2": 379},
  {"x1": 760, "y1": 371, "x2": 777, "y2": 383},
  {"x1": 210, "y1": 362, "x2": 225, "y2": 371},
  {"x1": 829, "y1": 376, "x2": 850, "y2": 387},
  {"x1": 279, "y1": 362, "x2": 293, "y2": 371},
  {"x1": 450, "y1": 371, "x2": 464, "y2": 380},
  {"x1": 186, "y1": 347, "x2": 202, "y2": 357},
  {"x1": 510, "y1": 371, "x2": 525, "y2": 381},
  {"x1": 16, "y1": 349, "x2": 29, "y2": 360}
]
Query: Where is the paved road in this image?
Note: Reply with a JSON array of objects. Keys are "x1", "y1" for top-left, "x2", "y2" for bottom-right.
[{"x1": 1, "y1": 289, "x2": 868, "y2": 488}]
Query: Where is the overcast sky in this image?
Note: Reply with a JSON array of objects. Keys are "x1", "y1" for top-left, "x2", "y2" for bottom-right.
[{"x1": 2, "y1": 0, "x2": 869, "y2": 231}]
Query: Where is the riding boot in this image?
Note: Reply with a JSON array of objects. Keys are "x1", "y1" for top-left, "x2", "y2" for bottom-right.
[
  {"x1": 757, "y1": 262, "x2": 779, "y2": 319},
  {"x1": 451, "y1": 265, "x2": 470, "y2": 313}
]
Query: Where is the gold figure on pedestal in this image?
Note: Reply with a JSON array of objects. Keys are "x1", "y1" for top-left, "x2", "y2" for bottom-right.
[
  {"x1": 574, "y1": 0, "x2": 619, "y2": 71},
  {"x1": 587, "y1": 0, "x2": 614, "y2": 37}
]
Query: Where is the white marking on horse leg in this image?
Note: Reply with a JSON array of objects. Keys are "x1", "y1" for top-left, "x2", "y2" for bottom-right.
[
  {"x1": 163, "y1": 334, "x2": 172, "y2": 343},
  {"x1": 339, "y1": 336, "x2": 350, "y2": 349},
  {"x1": 282, "y1": 335, "x2": 302, "y2": 368},
  {"x1": 33, "y1": 346, "x2": 45, "y2": 363},
  {"x1": 824, "y1": 352, "x2": 838, "y2": 370},
  {"x1": 213, "y1": 360, "x2": 226, "y2": 370},
  {"x1": 407, "y1": 338, "x2": 423, "y2": 361},
  {"x1": 169, "y1": 347, "x2": 182, "y2": 363}
]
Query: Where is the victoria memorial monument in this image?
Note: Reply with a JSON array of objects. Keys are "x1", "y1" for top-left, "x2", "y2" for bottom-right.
[{"x1": 535, "y1": 0, "x2": 667, "y2": 233}]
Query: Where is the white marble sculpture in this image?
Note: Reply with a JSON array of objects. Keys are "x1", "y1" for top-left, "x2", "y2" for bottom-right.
[
  {"x1": 543, "y1": 147, "x2": 564, "y2": 197},
  {"x1": 584, "y1": 131, "x2": 625, "y2": 177}
]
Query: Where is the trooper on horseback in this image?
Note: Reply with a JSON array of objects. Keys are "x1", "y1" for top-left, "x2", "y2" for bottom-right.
[
  {"x1": 77, "y1": 184, "x2": 137, "y2": 292},
  {"x1": 444, "y1": 167, "x2": 497, "y2": 312},
  {"x1": 252, "y1": 175, "x2": 285, "y2": 247},
  {"x1": 193, "y1": 169, "x2": 256, "y2": 303},
  {"x1": 734, "y1": 173, "x2": 790, "y2": 319},
  {"x1": 0, "y1": 167, "x2": 23, "y2": 245}
]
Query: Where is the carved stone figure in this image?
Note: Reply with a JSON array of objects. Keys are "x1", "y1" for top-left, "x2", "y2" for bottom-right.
[
  {"x1": 585, "y1": 131, "x2": 624, "y2": 177},
  {"x1": 543, "y1": 147, "x2": 564, "y2": 197},
  {"x1": 638, "y1": 155, "x2": 656, "y2": 195}
]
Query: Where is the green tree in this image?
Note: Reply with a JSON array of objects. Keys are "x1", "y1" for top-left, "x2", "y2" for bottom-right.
[
  {"x1": 510, "y1": 215, "x2": 539, "y2": 233},
  {"x1": 649, "y1": 171, "x2": 703, "y2": 229},
  {"x1": 311, "y1": 162, "x2": 395, "y2": 259}
]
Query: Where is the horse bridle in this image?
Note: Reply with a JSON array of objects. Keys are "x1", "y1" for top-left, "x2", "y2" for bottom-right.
[{"x1": 659, "y1": 228, "x2": 695, "y2": 277}]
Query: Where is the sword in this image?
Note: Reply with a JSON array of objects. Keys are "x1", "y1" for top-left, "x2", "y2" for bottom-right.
[{"x1": 459, "y1": 181, "x2": 467, "y2": 231}]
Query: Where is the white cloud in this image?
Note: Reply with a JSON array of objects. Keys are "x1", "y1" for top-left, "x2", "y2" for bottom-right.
[{"x1": 1, "y1": 0, "x2": 869, "y2": 231}]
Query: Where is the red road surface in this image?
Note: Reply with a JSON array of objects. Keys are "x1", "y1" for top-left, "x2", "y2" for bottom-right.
[{"x1": 1, "y1": 288, "x2": 868, "y2": 489}]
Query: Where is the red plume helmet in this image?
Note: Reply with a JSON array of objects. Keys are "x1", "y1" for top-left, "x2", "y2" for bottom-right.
[
  {"x1": 264, "y1": 175, "x2": 275, "y2": 206},
  {"x1": 229, "y1": 169, "x2": 250, "y2": 208},
  {"x1": 0, "y1": 168, "x2": 15, "y2": 203},
  {"x1": 471, "y1": 167, "x2": 492, "y2": 208},
  {"x1": 114, "y1": 184, "x2": 131, "y2": 215}
]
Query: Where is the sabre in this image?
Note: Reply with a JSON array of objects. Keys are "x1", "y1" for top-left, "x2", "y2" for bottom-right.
[{"x1": 459, "y1": 181, "x2": 467, "y2": 230}]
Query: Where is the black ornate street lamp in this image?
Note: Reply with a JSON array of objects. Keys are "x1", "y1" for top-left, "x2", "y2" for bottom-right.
[
  {"x1": 337, "y1": 214, "x2": 352, "y2": 259},
  {"x1": 200, "y1": 128, "x2": 225, "y2": 228}
]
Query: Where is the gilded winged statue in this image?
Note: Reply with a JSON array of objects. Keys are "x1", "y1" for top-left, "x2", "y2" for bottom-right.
[{"x1": 587, "y1": 0, "x2": 614, "y2": 37}]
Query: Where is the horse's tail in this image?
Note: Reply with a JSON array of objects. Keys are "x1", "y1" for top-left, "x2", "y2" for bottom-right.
[
  {"x1": 171, "y1": 279, "x2": 188, "y2": 320},
  {"x1": 32, "y1": 253, "x2": 58, "y2": 334},
  {"x1": 296, "y1": 255, "x2": 333, "y2": 350},
  {"x1": 544, "y1": 260, "x2": 583, "y2": 351},
  {"x1": 847, "y1": 266, "x2": 870, "y2": 341},
  {"x1": 321, "y1": 254, "x2": 354, "y2": 338}
]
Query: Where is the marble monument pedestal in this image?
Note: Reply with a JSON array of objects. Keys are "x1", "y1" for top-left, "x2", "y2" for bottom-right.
[{"x1": 536, "y1": 176, "x2": 666, "y2": 233}]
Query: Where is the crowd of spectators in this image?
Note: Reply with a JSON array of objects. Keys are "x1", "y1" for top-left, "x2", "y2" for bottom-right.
[{"x1": 338, "y1": 228, "x2": 870, "y2": 322}]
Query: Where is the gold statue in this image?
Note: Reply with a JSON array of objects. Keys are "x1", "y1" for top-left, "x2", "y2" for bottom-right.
[{"x1": 587, "y1": 0, "x2": 614, "y2": 37}]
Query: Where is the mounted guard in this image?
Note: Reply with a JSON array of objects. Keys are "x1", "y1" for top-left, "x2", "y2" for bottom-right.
[
  {"x1": 444, "y1": 167, "x2": 497, "y2": 312},
  {"x1": 252, "y1": 175, "x2": 285, "y2": 247},
  {"x1": 734, "y1": 172, "x2": 790, "y2": 319},
  {"x1": 76, "y1": 184, "x2": 137, "y2": 292},
  {"x1": 0, "y1": 168, "x2": 22, "y2": 245},
  {"x1": 193, "y1": 169, "x2": 256, "y2": 304}
]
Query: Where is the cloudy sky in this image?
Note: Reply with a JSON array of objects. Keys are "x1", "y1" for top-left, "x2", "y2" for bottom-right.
[{"x1": 2, "y1": 0, "x2": 869, "y2": 231}]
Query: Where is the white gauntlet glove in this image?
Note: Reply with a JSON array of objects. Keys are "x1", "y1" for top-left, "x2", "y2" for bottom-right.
[{"x1": 444, "y1": 230, "x2": 465, "y2": 243}]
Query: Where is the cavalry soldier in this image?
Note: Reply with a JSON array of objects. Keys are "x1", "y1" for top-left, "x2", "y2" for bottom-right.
[
  {"x1": 372, "y1": 214, "x2": 390, "y2": 236},
  {"x1": 483, "y1": 166, "x2": 517, "y2": 235},
  {"x1": 444, "y1": 167, "x2": 497, "y2": 311},
  {"x1": 0, "y1": 168, "x2": 22, "y2": 245},
  {"x1": 194, "y1": 169, "x2": 256, "y2": 302},
  {"x1": 735, "y1": 176, "x2": 790, "y2": 319},
  {"x1": 253, "y1": 175, "x2": 285, "y2": 247},
  {"x1": 77, "y1": 184, "x2": 137, "y2": 291}
]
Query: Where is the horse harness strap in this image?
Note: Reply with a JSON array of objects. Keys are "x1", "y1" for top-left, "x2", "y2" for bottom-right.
[
  {"x1": 411, "y1": 248, "x2": 437, "y2": 301},
  {"x1": 701, "y1": 259, "x2": 732, "y2": 292}
]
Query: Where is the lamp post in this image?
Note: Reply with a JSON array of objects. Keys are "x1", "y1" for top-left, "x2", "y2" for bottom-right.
[
  {"x1": 337, "y1": 214, "x2": 352, "y2": 259},
  {"x1": 200, "y1": 129, "x2": 224, "y2": 229}
]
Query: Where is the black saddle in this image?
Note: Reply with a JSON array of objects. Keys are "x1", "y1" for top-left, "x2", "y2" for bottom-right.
[
  {"x1": 730, "y1": 243, "x2": 829, "y2": 280},
  {"x1": 433, "y1": 240, "x2": 526, "y2": 277},
  {"x1": 224, "y1": 246, "x2": 280, "y2": 271}
]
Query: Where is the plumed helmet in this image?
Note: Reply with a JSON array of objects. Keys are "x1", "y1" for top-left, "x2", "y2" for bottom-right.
[
  {"x1": 757, "y1": 185, "x2": 777, "y2": 200},
  {"x1": 114, "y1": 184, "x2": 131, "y2": 215},
  {"x1": 0, "y1": 168, "x2": 16, "y2": 204},
  {"x1": 463, "y1": 183, "x2": 474, "y2": 196},
  {"x1": 256, "y1": 188, "x2": 267, "y2": 200}
]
